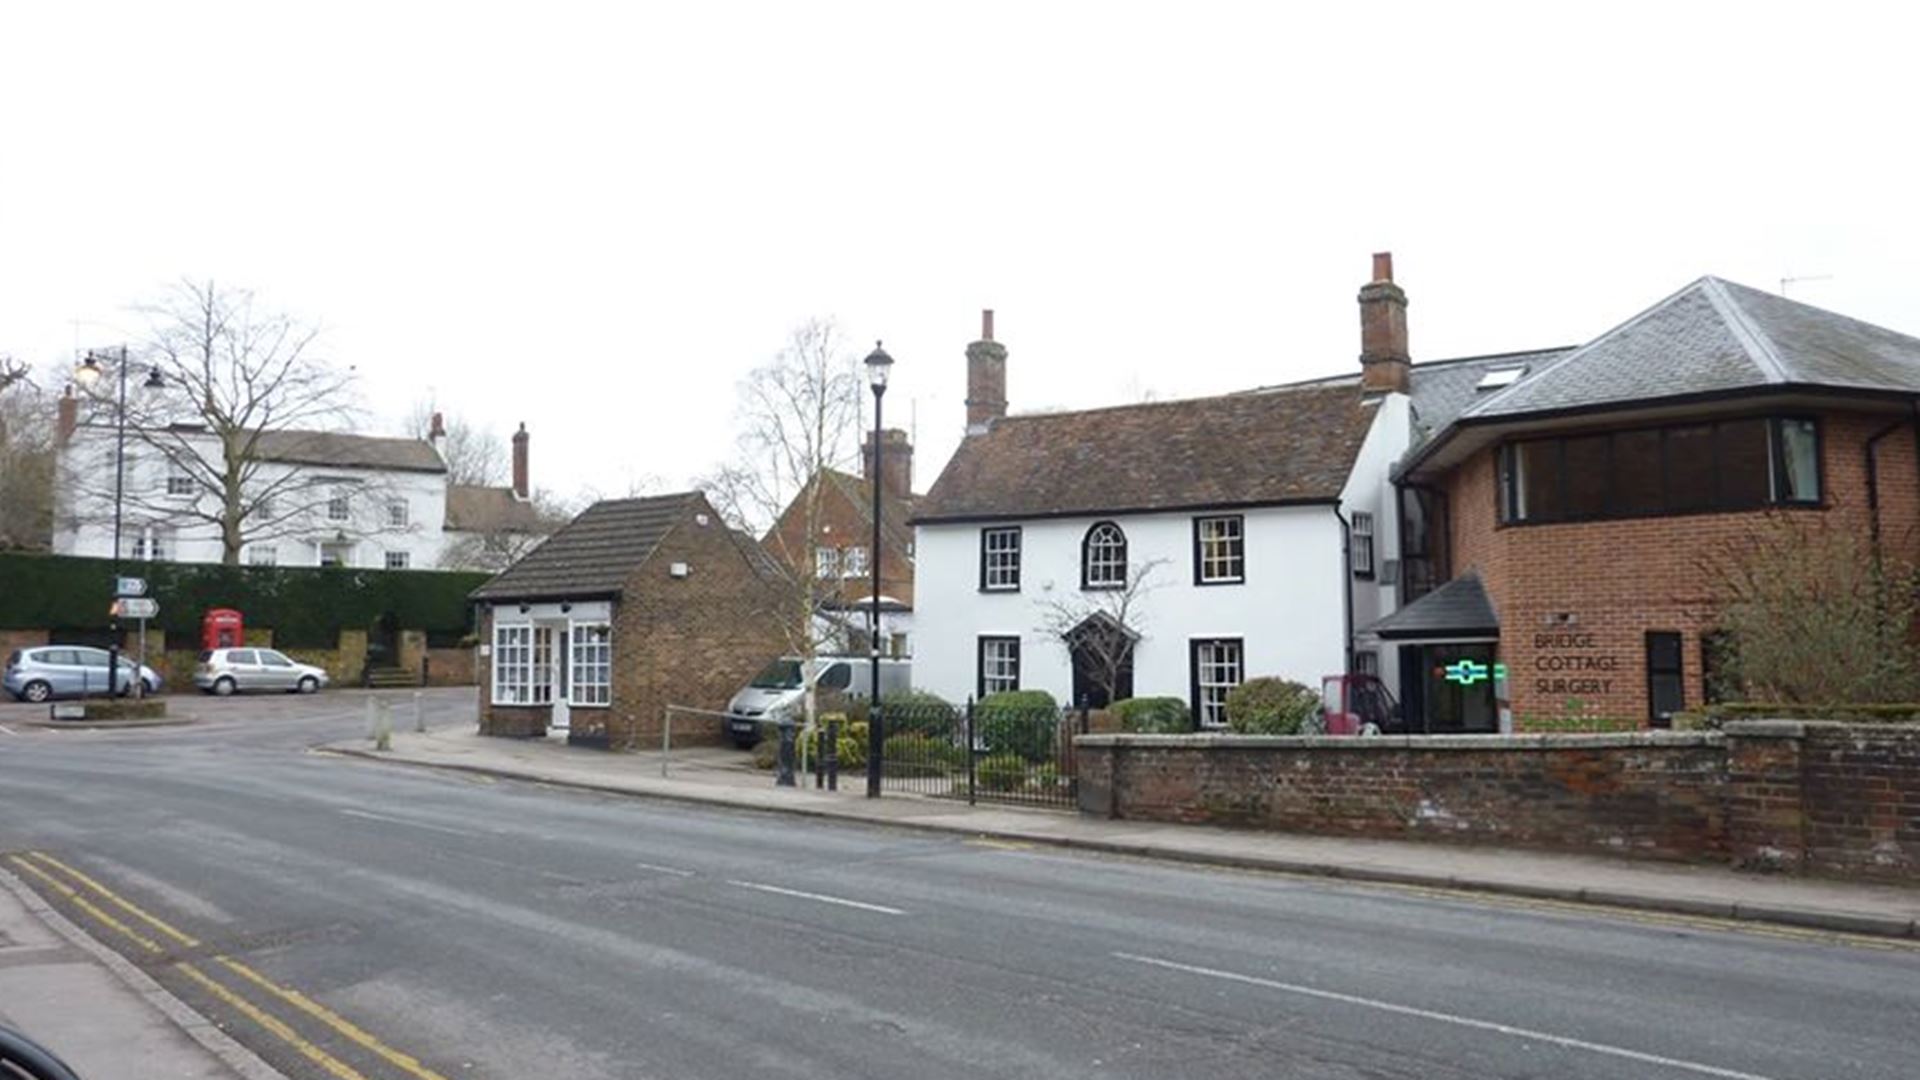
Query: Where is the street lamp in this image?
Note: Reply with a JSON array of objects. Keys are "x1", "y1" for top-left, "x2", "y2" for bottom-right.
[
  {"x1": 74, "y1": 347, "x2": 164, "y2": 697},
  {"x1": 863, "y1": 341, "x2": 893, "y2": 798}
]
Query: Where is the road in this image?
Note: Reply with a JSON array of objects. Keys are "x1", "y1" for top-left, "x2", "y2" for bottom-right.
[{"x1": 1, "y1": 690, "x2": 1915, "y2": 1080}]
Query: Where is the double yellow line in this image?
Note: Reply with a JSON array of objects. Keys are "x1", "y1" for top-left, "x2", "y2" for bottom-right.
[{"x1": 6, "y1": 851, "x2": 449, "y2": 1080}]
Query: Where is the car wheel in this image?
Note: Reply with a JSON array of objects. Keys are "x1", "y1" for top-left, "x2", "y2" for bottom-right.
[
  {"x1": 297, "y1": 676, "x2": 319, "y2": 694},
  {"x1": 21, "y1": 681, "x2": 51, "y2": 704},
  {"x1": 213, "y1": 677, "x2": 237, "y2": 697}
]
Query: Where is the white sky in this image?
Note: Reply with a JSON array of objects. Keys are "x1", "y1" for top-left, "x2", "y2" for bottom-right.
[{"x1": 4, "y1": 2, "x2": 1918, "y2": 506}]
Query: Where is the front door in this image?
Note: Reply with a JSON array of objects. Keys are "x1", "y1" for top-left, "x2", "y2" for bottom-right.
[
  {"x1": 1418, "y1": 643, "x2": 1498, "y2": 734},
  {"x1": 1067, "y1": 616, "x2": 1134, "y2": 710},
  {"x1": 534, "y1": 625, "x2": 570, "y2": 732}
]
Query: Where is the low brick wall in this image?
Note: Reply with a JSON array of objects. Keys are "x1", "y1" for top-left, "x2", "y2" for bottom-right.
[
  {"x1": 1078, "y1": 722, "x2": 1920, "y2": 879},
  {"x1": 1078, "y1": 731, "x2": 1728, "y2": 861}
]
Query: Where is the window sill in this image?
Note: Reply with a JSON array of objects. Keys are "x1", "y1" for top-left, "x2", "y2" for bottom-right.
[
  {"x1": 1080, "y1": 582, "x2": 1125, "y2": 592},
  {"x1": 1194, "y1": 577, "x2": 1245, "y2": 587},
  {"x1": 978, "y1": 586, "x2": 1022, "y2": 594}
]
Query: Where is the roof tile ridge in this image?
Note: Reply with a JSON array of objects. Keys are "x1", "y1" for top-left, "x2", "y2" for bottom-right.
[{"x1": 1701, "y1": 276, "x2": 1789, "y2": 384}]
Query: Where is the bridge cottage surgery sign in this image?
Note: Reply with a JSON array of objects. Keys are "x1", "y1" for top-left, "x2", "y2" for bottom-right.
[{"x1": 1532, "y1": 631, "x2": 1619, "y2": 696}]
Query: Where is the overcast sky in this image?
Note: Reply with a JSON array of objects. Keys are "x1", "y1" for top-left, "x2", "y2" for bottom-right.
[{"x1": 4, "y1": 2, "x2": 1917, "y2": 507}]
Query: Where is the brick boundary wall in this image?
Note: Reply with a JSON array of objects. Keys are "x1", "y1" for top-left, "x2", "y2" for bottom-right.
[{"x1": 1077, "y1": 722, "x2": 1920, "y2": 880}]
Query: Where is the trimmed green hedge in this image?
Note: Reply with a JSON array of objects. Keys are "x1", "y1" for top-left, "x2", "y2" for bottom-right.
[
  {"x1": 1111, "y1": 696, "x2": 1193, "y2": 734},
  {"x1": 1676, "y1": 703, "x2": 1920, "y2": 729},
  {"x1": 0, "y1": 552, "x2": 487, "y2": 649}
]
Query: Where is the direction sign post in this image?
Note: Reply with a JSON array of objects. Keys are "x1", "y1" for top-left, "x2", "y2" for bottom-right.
[
  {"x1": 115, "y1": 576, "x2": 147, "y2": 598},
  {"x1": 115, "y1": 597, "x2": 158, "y2": 620}
]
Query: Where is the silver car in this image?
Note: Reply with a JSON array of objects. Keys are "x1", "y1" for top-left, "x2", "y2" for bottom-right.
[
  {"x1": 4, "y1": 647, "x2": 163, "y2": 702},
  {"x1": 194, "y1": 648, "x2": 329, "y2": 696}
]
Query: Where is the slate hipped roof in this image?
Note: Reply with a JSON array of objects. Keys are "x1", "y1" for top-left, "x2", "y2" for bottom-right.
[
  {"x1": 1466, "y1": 277, "x2": 1920, "y2": 419},
  {"x1": 469, "y1": 492, "x2": 701, "y2": 601},
  {"x1": 913, "y1": 382, "x2": 1380, "y2": 522},
  {"x1": 1363, "y1": 572, "x2": 1498, "y2": 640}
]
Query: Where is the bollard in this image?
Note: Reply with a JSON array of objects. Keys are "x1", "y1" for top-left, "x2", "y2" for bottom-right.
[
  {"x1": 823, "y1": 718, "x2": 840, "y2": 792},
  {"x1": 413, "y1": 691, "x2": 425, "y2": 733},
  {"x1": 365, "y1": 696, "x2": 377, "y2": 740},
  {"x1": 374, "y1": 698, "x2": 393, "y2": 752},
  {"x1": 775, "y1": 718, "x2": 797, "y2": 788}
]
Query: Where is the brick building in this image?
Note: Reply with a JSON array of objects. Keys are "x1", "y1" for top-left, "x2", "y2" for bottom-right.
[
  {"x1": 470, "y1": 491, "x2": 787, "y2": 748},
  {"x1": 1375, "y1": 277, "x2": 1920, "y2": 731},
  {"x1": 760, "y1": 429, "x2": 917, "y2": 657}
]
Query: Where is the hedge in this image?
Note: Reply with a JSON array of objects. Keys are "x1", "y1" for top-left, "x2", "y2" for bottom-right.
[
  {"x1": 0, "y1": 552, "x2": 488, "y2": 649},
  {"x1": 1111, "y1": 696, "x2": 1193, "y2": 734},
  {"x1": 1677, "y1": 703, "x2": 1920, "y2": 728}
]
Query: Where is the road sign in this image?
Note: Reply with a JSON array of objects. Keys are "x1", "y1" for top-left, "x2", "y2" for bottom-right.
[
  {"x1": 116, "y1": 576, "x2": 148, "y2": 597},
  {"x1": 115, "y1": 597, "x2": 159, "y2": 619}
]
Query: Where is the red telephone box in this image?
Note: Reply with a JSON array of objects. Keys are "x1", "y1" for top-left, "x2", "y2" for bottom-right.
[{"x1": 202, "y1": 608, "x2": 244, "y2": 650}]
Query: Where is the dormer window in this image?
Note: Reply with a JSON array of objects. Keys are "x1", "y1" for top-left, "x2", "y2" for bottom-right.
[{"x1": 1081, "y1": 521, "x2": 1127, "y2": 590}]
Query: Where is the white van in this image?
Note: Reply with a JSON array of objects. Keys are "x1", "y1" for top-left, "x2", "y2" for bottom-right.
[{"x1": 725, "y1": 656, "x2": 912, "y2": 748}]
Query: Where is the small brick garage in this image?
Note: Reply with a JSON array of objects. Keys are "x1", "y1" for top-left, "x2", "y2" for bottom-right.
[{"x1": 469, "y1": 491, "x2": 786, "y2": 748}]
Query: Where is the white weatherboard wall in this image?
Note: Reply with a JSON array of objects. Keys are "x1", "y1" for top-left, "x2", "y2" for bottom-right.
[
  {"x1": 1340, "y1": 392, "x2": 1412, "y2": 689},
  {"x1": 914, "y1": 505, "x2": 1347, "y2": 709}
]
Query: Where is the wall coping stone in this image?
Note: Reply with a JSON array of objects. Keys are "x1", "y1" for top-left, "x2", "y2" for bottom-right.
[
  {"x1": 1720, "y1": 720, "x2": 1811, "y2": 739},
  {"x1": 1075, "y1": 731, "x2": 1724, "y2": 751}
]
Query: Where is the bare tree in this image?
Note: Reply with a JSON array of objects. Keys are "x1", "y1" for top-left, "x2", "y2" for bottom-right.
[
  {"x1": 404, "y1": 400, "x2": 506, "y2": 487},
  {"x1": 69, "y1": 280, "x2": 373, "y2": 564},
  {"x1": 1695, "y1": 516, "x2": 1920, "y2": 704},
  {"x1": 1037, "y1": 558, "x2": 1170, "y2": 707},
  {"x1": 0, "y1": 358, "x2": 54, "y2": 550},
  {"x1": 701, "y1": 318, "x2": 864, "y2": 737},
  {"x1": 437, "y1": 488, "x2": 573, "y2": 572}
]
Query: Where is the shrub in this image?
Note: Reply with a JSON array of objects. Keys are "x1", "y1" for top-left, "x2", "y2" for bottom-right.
[
  {"x1": 1225, "y1": 677, "x2": 1319, "y2": 735},
  {"x1": 882, "y1": 732, "x2": 961, "y2": 770},
  {"x1": 978, "y1": 690, "x2": 1060, "y2": 761},
  {"x1": 1111, "y1": 696, "x2": 1192, "y2": 734},
  {"x1": 977, "y1": 752, "x2": 1028, "y2": 792},
  {"x1": 801, "y1": 717, "x2": 868, "y2": 770},
  {"x1": 880, "y1": 690, "x2": 961, "y2": 739}
]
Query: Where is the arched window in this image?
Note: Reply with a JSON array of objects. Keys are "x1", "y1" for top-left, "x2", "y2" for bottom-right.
[{"x1": 1081, "y1": 521, "x2": 1127, "y2": 589}]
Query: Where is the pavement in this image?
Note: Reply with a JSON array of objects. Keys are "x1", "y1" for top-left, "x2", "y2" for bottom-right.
[
  {"x1": 331, "y1": 724, "x2": 1920, "y2": 941},
  {"x1": 0, "y1": 864, "x2": 283, "y2": 1079}
]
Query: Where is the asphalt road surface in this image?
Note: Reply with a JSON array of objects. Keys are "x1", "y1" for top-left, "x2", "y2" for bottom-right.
[{"x1": 1, "y1": 690, "x2": 1915, "y2": 1080}]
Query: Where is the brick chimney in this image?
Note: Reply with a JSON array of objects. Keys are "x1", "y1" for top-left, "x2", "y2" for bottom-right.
[
  {"x1": 56, "y1": 386, "x2": 78, "y2": 447},
  {"x1": 965, "y1": 309, "x2": 1007, "y2": 433},
  {"x1": 863, "y1": 428, "x2": 913, "y2": 499},
  {"x1": 1358, "y1": 252, "x2": 1411, "y2": 394},
  {"x1": 428, "y1": 411, "x2": 446, "y2": 459},
  {"x1": 511, "y1": 422, "x2": 529, "y2": 499}
]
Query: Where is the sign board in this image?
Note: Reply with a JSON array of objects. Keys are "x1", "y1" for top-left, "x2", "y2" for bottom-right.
[
  {"x1": 115, "y1": 597, "x2": 159, "y2": 619},
  {"x1": 115, "y1": 576, "x2": 148, "y2": 597}
]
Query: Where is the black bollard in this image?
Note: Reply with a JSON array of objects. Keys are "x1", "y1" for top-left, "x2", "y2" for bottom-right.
[
  {"x1": 823, "y1": 718, "x2": 839, "y2": 792},
  {"x1": 775, "y1": 718, "x2": 797, "y2": 788}
]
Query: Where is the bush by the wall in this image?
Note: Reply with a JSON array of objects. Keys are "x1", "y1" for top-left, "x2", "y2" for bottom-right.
[
  {"x1": 1225, "y1": 677, "x2": 1319, "y2": 735},
  {"x1": 1686, "y1": 703, "x2": 1920, "y2": 727},
  {"x1": 0, "y1": 552, "x2": 486, "y2": 648},
  {"x1": 1111, "y1": 696, "x2": 1193, "y2": 734},
  {"x1": 978, "y1": 690, "x2": 1060, "y2": 761}
]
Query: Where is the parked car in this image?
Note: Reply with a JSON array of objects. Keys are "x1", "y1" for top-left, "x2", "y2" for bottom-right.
[
  {"x1": 724, "y1": 656, "x2": 912, "y2": 748},
  {"x1": 3, "y1": 647, "x2": 162, "y2": 703},
  {"x1": 194, "y1": 648, "x2": 329, "y2": 696}
]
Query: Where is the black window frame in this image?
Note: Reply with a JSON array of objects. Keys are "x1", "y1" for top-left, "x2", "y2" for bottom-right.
[
  {"x1": 1188, "y1": 637, "x2": 1245, "y2": 728},
  {"x1": 1351, "y1": 511, "x2": 1375, "y2": 579},
  {"x1": 977, "y1": 635, "x2": 1022, "y2": 699},
  {"x1": 1645, "y1": 630, "x2": 1685, "y2": 729},
  {"x1": 1080, "y1": 521, "x2": 1128, "y2": 591},
  {"x1": 1192, "y1": 514, "x2": 1246, "y2": 586},
  {"x1": 978, "y1": 526, "x2": 1023, "y2": 592},
  {"x1": 1497, "y1": 414, "x2": 1824, "y2": 526}
]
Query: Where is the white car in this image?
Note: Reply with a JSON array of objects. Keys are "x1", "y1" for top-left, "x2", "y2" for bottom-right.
[{"x1": 193, "y1": 648, "x2": 330, "y2": 696}]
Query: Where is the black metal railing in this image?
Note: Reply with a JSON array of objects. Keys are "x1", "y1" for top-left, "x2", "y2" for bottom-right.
[{"x1": 877, "y1": 699, "x2": 1086, "y2": 809}]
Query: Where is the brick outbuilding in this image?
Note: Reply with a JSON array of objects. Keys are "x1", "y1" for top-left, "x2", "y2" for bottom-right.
[{"x1": 469, "y1": 492, "x2": 787, "y2": 748}]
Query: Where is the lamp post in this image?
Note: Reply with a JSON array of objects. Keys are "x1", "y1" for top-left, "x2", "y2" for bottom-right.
[
  {"x1": 73, "y1": 347, "x2": 164, "y2": 697},
  {"x1": 863, "y1": 341, "x2": 893, "y2": 798}
]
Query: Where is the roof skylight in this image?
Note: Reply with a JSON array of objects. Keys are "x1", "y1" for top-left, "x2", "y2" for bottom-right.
[{"x1": 1476, "y1": 367, "x2": 1526, "y2": 391}]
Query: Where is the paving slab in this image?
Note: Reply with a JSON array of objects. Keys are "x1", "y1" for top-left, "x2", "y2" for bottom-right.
[{"x1": 330, "y1": 726, "x2": 1920, "y2": 941}]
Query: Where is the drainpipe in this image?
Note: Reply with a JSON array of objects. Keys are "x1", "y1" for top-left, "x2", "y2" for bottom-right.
[
  {"x1": 1333, "y1": 506, "x2": 1355, "y2": 674},
  {"x1": 1864, "y1": 415, "x2": 1910, "y2": 553}
]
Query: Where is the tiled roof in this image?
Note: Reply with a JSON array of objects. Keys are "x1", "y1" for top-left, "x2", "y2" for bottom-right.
[
  {"x1": 823, "y1": 469, "x2": 916, "y2": 553},
  {"x1": 913, "y1": 382, "x2": 1378, "y2": 522},
  {"x1": 1466, "y1": 277, "x2": 1920, "y2": 419},
  {"x1": 251, "y1": 430, "x2": 446, "y2": 473},
  {"x1": 1361, "y1": 572, "x2": 1498, "y2": 639},
  {"x1": 470, "y1": 492, "x2": 700, "y2": 601},
  {"x1": 1405, "y1": 348, "x2": 1577, "y2": 439},
  {"x1": 445, "y1": 485, "x2": 550, "y2": 534}
]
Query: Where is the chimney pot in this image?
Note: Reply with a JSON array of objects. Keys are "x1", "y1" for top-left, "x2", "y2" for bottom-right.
[
  {"x1": 982, "y1": 309, "x2": 994, "y2": 342},
  {"x1": 1372, "y1": 252, "x2": 1394, "y2": 283}
]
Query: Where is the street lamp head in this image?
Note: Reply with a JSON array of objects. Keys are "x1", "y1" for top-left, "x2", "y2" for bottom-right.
[
  {"x1": 73, "y1": 354, "x2": 103, "y2": 389},
  {"x1": 864, "y1": 341, "x2": 893, "y2": 392},
  {"x1": 143, "y1": 366, "x2": 165, "y2": 392}
]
